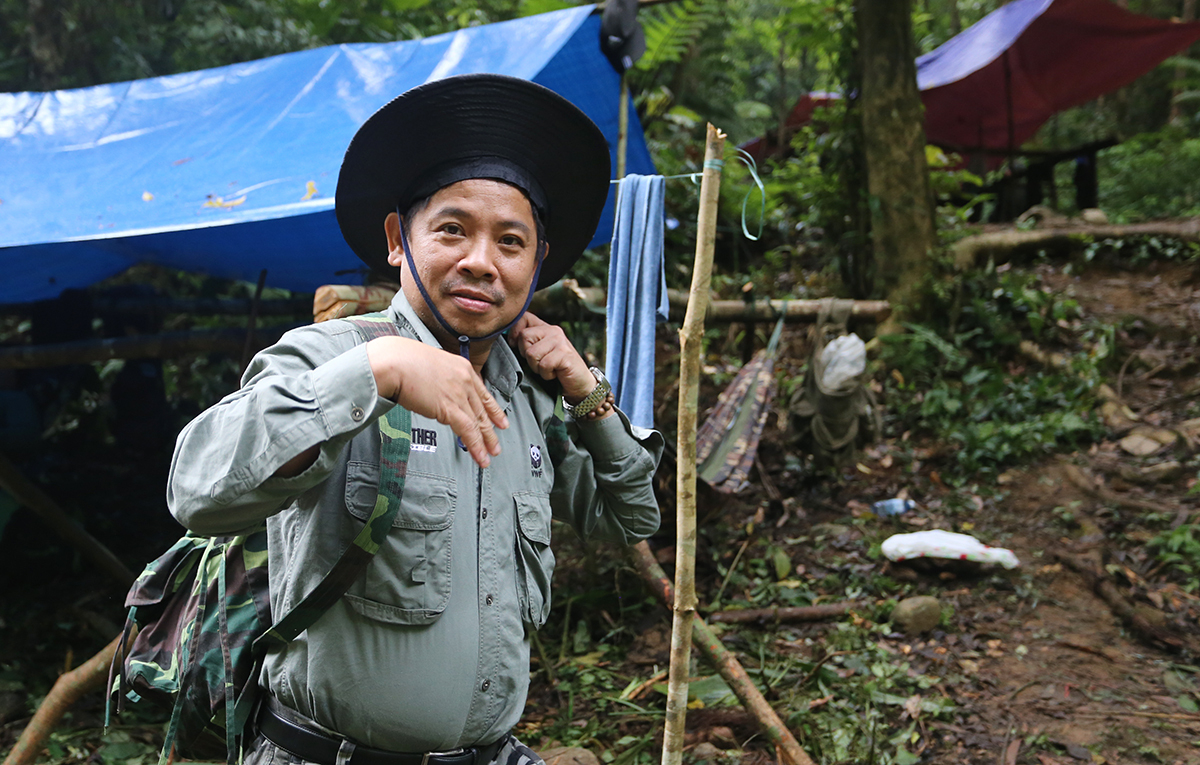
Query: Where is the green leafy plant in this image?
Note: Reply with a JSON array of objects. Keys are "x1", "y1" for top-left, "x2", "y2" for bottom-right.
[{"x1": 1148, "y1": 524, "x2": 1200, "y2": 592}]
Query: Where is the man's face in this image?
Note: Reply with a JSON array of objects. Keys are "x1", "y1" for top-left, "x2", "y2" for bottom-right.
[{"x1": 386, "y1": 179, "x2": 542, "y2": 342}]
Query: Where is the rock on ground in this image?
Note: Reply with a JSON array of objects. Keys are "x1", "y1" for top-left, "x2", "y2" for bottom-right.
[{"x1": 892, "y1": 595, "x2": 942, "y2": 634}]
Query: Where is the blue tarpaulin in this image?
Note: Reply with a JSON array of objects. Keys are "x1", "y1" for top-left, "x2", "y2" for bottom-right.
[{"x1": 0, "y1": 5, "x2": 654, "y2": 304}]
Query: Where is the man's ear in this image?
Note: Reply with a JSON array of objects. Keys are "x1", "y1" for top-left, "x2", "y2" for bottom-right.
[{"x1": 384, "y1": 212, "x2": 404, "y2": 267}]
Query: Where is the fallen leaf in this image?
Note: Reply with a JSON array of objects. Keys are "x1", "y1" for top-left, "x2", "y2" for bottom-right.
[
  {"x1": 1118, "y1": 432, "x2": 1164, "y2": 456},
  {"x1": 903, "y1": 694, "x2": 923, "y2": 719},
  {"x1": 1004, "y1": 739, "x2": 1020, "y2": 765}
]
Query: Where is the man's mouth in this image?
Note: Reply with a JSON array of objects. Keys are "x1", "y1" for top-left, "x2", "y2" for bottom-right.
[{"x1": 447, "y1": 286, "x2": 501, "y2": 314}]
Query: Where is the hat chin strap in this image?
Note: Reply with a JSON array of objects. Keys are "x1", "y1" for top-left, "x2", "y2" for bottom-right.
[{"x1": 397, "y1": 210, "x2": 545, "y2": 361}]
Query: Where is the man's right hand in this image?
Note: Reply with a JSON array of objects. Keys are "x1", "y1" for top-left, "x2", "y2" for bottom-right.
[{"x1": 367, "y1": 336, "x2": 508, "y2": 467}]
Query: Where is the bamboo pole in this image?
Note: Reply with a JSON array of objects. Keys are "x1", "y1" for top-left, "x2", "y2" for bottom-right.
[
  {"x1": 630, "y1": 542, "x2": 816, "y2": 765},
  {"x1": 617, "y1": 71, "x2": 629, "y2": 181},
  {"x1": 662, "y1": 123, "x2": 725, "y2": 765}
]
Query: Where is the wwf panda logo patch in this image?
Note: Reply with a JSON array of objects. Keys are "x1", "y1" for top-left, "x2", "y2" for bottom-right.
[{"x1": 530, "y1": 444, "x2": 543, "y2": 470}]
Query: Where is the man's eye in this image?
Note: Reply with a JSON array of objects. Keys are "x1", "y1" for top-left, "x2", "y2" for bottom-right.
[
  {"x1": 500, "y1": 235, "x2": 524, "y2": 247},
  {"x1": 441, "y1": 223, "x2": 464, "y2": 236}
]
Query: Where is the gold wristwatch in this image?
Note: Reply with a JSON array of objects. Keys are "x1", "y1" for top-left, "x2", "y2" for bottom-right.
[{"x1": 563, "y1": 367, "x2": 612, "y2": 418}]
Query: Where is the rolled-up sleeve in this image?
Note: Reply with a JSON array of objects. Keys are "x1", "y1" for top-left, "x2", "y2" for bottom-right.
[
  {"x1": 168, "y1": 324, "x2": 393, "y2": 536},
  {"x1": 550, "y1": 408, "x2": 664, "y2": 545}
]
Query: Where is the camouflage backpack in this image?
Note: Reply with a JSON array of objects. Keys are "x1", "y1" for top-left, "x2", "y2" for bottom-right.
[{"x1": 106, "y1": 317, "x2": 414, "y2": 764}]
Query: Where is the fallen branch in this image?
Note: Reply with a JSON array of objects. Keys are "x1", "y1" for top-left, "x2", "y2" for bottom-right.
[
  {"x1": 4, "y1": 631, "x2": 133, "y2": 765},
  {"x1": 952, "y1": 219, "x2": 1200, "y2": 269},
  {"x1": 0, "y1": 325, "x2": 300, "y2": 369},
  {"x1": 1060, "y1": 461, "x2": 1181, "y2": 516},
  {"x1": 1049, "y1": 548, "x2": 1195, "y2": 652},
  {"x1": 0, "y1": 454, "x2": 134, "y2": 588},
  {"x1": 630, "y1": 541, "x2": 816, "y2": 765},
  {"x1": 707, "y1": 603, "x2": 855, "y2": 624}
]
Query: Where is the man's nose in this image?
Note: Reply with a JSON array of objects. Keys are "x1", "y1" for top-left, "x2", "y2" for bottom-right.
[{"x1": 456, "y1": 238, "x2": 498, "y2": 279}]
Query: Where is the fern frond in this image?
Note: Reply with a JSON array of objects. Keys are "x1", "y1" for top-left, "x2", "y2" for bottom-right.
[{"x1": 634, "y1": 0, "x2": 718, "y2": 76}]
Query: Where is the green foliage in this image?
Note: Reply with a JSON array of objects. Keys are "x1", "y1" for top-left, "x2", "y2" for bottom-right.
[
  {"x1": 1148, "y1": 524, "x2": 1200, "y2": 592},
  {"x1": 880, "y1": 268, "x2": 1107, "y2": 478},
  {"x1": 1098, "y1": 130, "x2": 1200, "y2": 222},
  {"x1": 791, "y1": 618, "x2": 954, "y2": 765},
  {"x1": 634, "y1": 0, "x2": 718, "y2": 79},
  {"x1": 1083, "y1": 236, "x2": 1200, "y2": 267}
]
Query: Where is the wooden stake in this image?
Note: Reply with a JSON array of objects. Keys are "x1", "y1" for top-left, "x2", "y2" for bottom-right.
[
  {"x1": 631, "y1": 542, "x2": 816, "y2": 765},
  {"x1": 662, "y1": 123, "x2": 725, "y2": 765}
]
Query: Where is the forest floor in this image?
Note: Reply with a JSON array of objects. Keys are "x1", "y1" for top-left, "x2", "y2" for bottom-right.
[{"x1": 0, "y1": 256, "x2": 1198, "y2": 765}]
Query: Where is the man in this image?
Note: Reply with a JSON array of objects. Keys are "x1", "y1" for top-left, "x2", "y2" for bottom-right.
[{"x1": 167, "y1": 74, "x2": 662, "y2": 765}]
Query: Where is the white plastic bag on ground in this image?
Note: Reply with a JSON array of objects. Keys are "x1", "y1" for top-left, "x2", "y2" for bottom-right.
[
  {"x1": 821, "y1": 333, "x2": 866, "y2": 390},
  {"x1": 881, "y1": 529, "x2": 1020, "y2": 569}
]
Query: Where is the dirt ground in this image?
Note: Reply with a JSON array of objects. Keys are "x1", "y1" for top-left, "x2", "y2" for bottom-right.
[{"x1": 1, "y1": 257, "x2": 1198, "y2": 765}]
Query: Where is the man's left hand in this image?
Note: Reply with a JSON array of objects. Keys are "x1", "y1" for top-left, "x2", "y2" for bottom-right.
[{"x1": 508, "y1": 312, "x2": 596, "y2": 404}]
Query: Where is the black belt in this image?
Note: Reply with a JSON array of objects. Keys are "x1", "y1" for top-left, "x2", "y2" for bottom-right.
[{"x1": 257, "y1": 701, "x2": 508, "y2": 765}]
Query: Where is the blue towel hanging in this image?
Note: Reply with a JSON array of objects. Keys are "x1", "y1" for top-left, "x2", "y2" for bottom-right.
[{"x1": 605, "y1": 174, "x2": 668, "y2": 429}]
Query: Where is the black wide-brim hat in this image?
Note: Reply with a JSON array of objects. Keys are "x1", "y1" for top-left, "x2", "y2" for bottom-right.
[{"x1": 336, "y1": 73, "x2": 612, "y2": 290}]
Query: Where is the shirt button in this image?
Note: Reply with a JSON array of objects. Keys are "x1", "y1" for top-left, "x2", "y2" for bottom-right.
[
  {"x1": 481, "y1": 508, "x2": 488, "y2": 519},
  {"x1": 350, "y1": 406, "x2": 365, "y2": 422},
  {"x1": 486, "y1": 594, "x2": 493, "y2": 606},
  {"x1": 481, "y1": 680, "x2": 491, "y2": 692}
]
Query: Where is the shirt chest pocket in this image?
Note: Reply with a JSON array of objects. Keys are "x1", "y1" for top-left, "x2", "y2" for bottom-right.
[
  {"x1": 344, "y1": 468, "x2": 455, "y2": 626},
  {"x1": 513, "y1": 492, "x2": 555, "y2": 630}
]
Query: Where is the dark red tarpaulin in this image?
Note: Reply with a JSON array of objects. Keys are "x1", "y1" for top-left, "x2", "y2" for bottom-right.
[
  {"x1": 742, "y1": 0, "x2": 1200, "y2": 161},
  {"x1": 919, "y1": 0, "x2": 1200, "y2": 151}
]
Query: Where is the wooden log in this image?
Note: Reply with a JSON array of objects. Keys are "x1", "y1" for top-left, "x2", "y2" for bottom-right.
[
  {"x1": 707, "y1": 602, "x2": 855, "y2": 624},
  {"x1": 0, "y1": 454, "x2": 135, "y2": 588},
  {"x1": 314, "y1": 283, "x2": 892, "y2": 325},
  {"x1": 663, "y1": 123, "x2": 725, "y2": 765},
  {"x1": 3, "y1": 631, "x2": 134, "y2": 765},
  {"x1": 0, "y1": 296, "x2": 314, "y2": 317},
  {"x1": 951, "y1": 219, "x2": 1200, "y2": 270},
  {"x1": 0, "y1": 324, "x2": 300, "y2": 369},
  {"x1": 630, "y1": 541, "x2": 816, "y2": 765},
  {"x1": 1049, "y1": 547, "x2": 1196, "y2": 652}
]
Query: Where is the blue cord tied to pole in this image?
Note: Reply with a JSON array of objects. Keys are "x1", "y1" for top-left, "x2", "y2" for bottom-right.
[
  {"x1": 619, "y1": 149, "x2": 765, "y2": 242},
  {"x1": 734, "y1": 148, "x2": 766, "y2": 242}
]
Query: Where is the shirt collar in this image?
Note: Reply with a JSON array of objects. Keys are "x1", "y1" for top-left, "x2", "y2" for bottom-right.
[{"x1": 387, "y1": 288, "x2": 523, "y2": 400}]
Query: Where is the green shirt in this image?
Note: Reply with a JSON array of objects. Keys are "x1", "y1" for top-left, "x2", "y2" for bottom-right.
[{"x1": 168, "y1": 290, "x2": 663, "y2": 752}]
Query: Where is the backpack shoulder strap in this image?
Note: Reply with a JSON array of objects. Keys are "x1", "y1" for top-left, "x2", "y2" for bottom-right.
[{"x1": 254, "y1": 314, "x2": 411, "y2": 651}]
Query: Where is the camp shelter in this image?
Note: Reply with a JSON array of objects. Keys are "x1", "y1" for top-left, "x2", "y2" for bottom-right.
[
  {"x1": 917, "y1": 0, "x2": 1200, "y2": 153},
  {"x1": 742, "y1": 0, "x2": 1200, "y2": 161},
  {"x1": 0, "y1": 5, "x2": 655, "y2": 305}
]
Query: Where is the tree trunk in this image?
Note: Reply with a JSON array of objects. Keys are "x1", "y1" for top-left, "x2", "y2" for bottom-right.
[
  {"x1": 948, "y1": 0, "x2": 961, "y2": 35},
  {"x1": 857, "y1": 0, "x2": 937, "y2": 329},
  {"x1": 1171, "y1": 0, "x2": 1198, "y2": 126}
]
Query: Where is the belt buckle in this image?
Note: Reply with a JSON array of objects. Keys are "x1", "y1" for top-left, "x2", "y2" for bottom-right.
[{"x1": 422, "y1": 748, "x2": 468, "y2": 765}]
